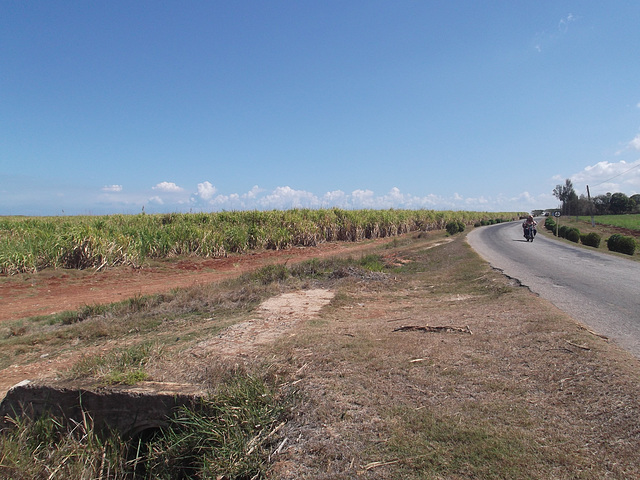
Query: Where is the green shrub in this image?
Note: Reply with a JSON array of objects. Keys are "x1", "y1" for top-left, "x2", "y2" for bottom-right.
[
  {"x1": 607, "y1": 234, "x2": 622, "y2": 252},
  {"x1": 557, "y1": 225, "x2": 568, "y2": 238},
  {"x1": 446, "y1": 221, "x2": 465, "y2": 235},
  {"x1": 618, "y1": 236, "x2": 637, "y2": 255},
  {"x1": 544, "y1": 217, "x2": 556, "y2": 231},
  {"x1": 607, "y1": 234, "x2": 637, "y2": 255},
  {"x1": 566, "y1": 227, "x2": 580, "y2": 243},
  {"x1": 580, "y1": 232, "x2": 601, "y2": 248}
]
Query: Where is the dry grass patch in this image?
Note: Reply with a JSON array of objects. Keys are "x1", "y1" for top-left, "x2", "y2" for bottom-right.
[{"x1": 265, "y1": 236, "x2": 640, "y2": 479}]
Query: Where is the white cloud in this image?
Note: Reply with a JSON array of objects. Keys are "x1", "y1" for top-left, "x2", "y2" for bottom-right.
[
  {"x1": 350, "y1": 189, "x2": 376, "y2": 208},
  {"x1": 258, "y1": 186, "x2": 319, "y2": 209},
  {"x1": 102, "y1": 185, "x2": 123, "y2": 192},
  {"x1": 322, "y1": 190, "x2": 348, "y2": 207},
  {"x1": 533, "y1": 13, "x2": 576, "y2": 53},
  {"x1": 94, "y1": 181, "x2": 559, "y2": 215},
  {"x1": 630, "y1": 134, "x2": 640, "y2": 151},
  {"x1": 153, "y1": 181, "x2": 183, "y2": 192},
  {"x1": 245, "y1": 185, "x2": 264, "y2": 199},
  {"x1": 558, "y1": 13, "x2": 575, "y2": 33},
  {"x1": 570, "y1": 159, "x2": 640, "y2": 195},
  {"x1": 196, "y1": 181, "x2": 217, "y2": 200}
]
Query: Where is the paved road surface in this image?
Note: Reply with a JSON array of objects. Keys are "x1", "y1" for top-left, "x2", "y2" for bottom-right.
[{"x1": 467, "y1": 220, "x2": 640, "y2": 358}]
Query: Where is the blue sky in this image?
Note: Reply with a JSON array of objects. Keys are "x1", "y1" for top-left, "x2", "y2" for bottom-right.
[{"x1": 2, "y1": 1, "x2": 640, "y2": 216}]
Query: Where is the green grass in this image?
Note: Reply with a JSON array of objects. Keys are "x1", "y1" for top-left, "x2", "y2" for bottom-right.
[
  {"x1": 0, "y1": 371, "x2": 286, "y2": 480},
  {"x1": 139, "y1": 373, "x2": 286, "y2": 479},
  {"x1": 576, "y1": 214, "x2": 640, "y2": 231},
  {"x1": 68, "y1": 342, "x2": 161, "y2": 385}
]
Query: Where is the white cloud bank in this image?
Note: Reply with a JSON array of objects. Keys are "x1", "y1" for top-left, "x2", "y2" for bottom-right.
[
  {"x1": 570, "y1": 159, "x2": 640, "y2": 196},
  {"x1": 0, "y1": 178, "x2": 547, "y2": 216},
  {"x1": 182, "y1": 183, "x2": 542, "y2": 213}
]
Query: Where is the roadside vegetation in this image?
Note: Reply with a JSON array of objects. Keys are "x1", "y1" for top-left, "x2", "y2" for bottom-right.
[
  {"x1": 575, "y1": 213, "x2": 640, "y2": 231},
  {"x1": 0, "y1": 209, "x2": 520, "y2": 274},
  {"x1": 1, "y1": 220, "x2": 639, "y2": 478},
  {"x1": 1, "y1": 370, "x2": 286, "y2": 479},
  {"x1": 542, "y1": 214, "x2": 639, "y2": 258},
  {"x1": 0, "y1": 253, "x2": 391, "y2": 478},
  {"x1": 552, "y1": 178, "x2": 640, "y2": 216}
]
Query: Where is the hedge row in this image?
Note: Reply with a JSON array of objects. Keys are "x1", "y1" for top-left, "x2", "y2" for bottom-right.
[{"x1": 544, "y1": 217, "x2": 636, "y2": 255}]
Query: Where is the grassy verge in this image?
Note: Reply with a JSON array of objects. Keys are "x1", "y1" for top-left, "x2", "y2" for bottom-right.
[
  {"x1": 575, "y1": 214, "x2": 640, "y2": 231},
  {"x1": 539, "y1": 215, "x2": 639, "y2": 260}
]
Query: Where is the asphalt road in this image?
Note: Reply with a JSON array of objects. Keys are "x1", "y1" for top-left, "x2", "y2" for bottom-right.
[{"x1": 467, "y1": 220, "x2": 640, "y2": 358}]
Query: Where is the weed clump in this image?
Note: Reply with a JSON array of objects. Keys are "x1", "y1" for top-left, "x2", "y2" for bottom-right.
[
  {"x1": 142, "y1": 374, "x2": 285, "y2": 478},
  {"x1": 69, "y1": 342, "x2": 160, "y2": 385}
]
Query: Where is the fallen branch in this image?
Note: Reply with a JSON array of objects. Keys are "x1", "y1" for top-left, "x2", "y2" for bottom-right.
[
  {"x1": 360, "y1": 459, "x2": 401, "y2": 472},
  {"x1": 581, "y1": 326, "x2": 609, "y2": 340},
  {"x1": 565, "y1": 340, "x2": 590, "y2": 351},
  {"x1": 393, "y1": 325, "x2": 472, "y2": 334}
]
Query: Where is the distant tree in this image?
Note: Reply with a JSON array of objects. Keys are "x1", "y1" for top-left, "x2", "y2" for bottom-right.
[
  {"x1": 553, "y1": 179, "x2": 578, "y2": 215},
  {"x1": 609, "y1": 192, "x2": 633, "y2": 214},
  {"x1": 593, "y1": 193, "x2": 612, "y2": 215},
  {"x1": 577, "y1": 194, "x2": 593, "y2": 216},
  {"x1": 630, "y1": 194, "x2": 640, "y2": 213}
]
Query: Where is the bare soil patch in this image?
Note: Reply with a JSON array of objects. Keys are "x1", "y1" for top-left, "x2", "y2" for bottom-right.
[
  {"x1": 186, "y1": 288, "x2": 335, "y2": 358},
  {"x1": 0, "y1": 239, "x2": 391, "y2": 322}
]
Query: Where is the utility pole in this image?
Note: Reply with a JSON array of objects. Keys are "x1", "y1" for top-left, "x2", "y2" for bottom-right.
[{"x1": 586, "y1": 185, "x2": 595, "y2": 227}]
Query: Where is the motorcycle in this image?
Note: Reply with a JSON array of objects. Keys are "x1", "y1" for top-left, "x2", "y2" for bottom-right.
[{"x1": 523, "y1": 224, "x2": 536, "y2": 242}]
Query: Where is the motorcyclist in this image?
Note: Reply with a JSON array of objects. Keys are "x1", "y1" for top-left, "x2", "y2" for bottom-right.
[{"x1": 522, "y1": 215, "x2": 537, "y2": 238}]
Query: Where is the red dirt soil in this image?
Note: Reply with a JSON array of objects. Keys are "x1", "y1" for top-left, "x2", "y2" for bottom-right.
[{"x1": 0, "y1": 239, "x2": 393, "y2": 323}]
